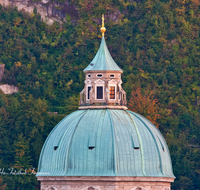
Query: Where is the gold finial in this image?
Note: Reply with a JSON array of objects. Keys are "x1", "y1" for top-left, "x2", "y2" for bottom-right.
[{"x1": 100, "y1": 14, "x2": 106, "y2": 36}]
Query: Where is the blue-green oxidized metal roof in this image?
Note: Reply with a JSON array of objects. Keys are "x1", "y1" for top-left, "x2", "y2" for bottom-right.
[
  {"x1": 37, "y1": 109, "x2": 175, "y2": 177},
  {"x1": 84, "y1": 37, "x2": 122, "y2": 71}
]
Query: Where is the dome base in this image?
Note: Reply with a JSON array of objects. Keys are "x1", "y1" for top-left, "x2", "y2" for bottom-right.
[
  {"x1": 78, "y1": 105, "x2": 128, "y2": 110},
  {"x1": 37, "y1": 176, "x2": 175, "y2": 190}
]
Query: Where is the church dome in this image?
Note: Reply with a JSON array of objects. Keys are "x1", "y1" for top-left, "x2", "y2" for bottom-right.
[
  {"x1": 36, "y1": 109, "x2": 174, "y2": 178},
  {"x1": 37, "y1": 17, "x2": 175, "y2": 190}
]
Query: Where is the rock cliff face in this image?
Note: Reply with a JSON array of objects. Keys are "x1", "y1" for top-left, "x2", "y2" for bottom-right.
[
  {"x1": 0, "y1": 84, "x2": 19, "y2": 94},
  {"x1": 0, "y1": 0, "x2": 79, "y2": 24},
  {"x1": 0, "y1": 0, "x2": 121, "y2": 24},
  {"x1": 0, "y1": 64, "x2": 19, "y2": 94},
  {"x1": 0, "y1": 64, "x2": 5, "y2": 83}
]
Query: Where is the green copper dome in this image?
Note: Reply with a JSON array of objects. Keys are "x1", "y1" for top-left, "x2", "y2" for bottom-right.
[
  {"x1": 84, "y1": 37, "x2": 122, "y2": 72},
  {"x1": 37, "y1": 109, "x2": 174, "y2": 177}
]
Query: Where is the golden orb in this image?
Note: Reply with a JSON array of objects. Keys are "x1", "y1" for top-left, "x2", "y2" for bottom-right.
[
  {"x1": 101, "y1": 14, "x2": 106, "y2": 36},
  {"x1": 101, "y1": 27, "x2": 106, "y2": 36}
]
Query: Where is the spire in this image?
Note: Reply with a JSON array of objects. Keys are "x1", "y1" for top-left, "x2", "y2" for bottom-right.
[
  {"x1": 100, "y1": 14, "x2": 106, "y2": 37},
  {"x1": 84, "y1": 15, "x2": 122, "y2": 72}
]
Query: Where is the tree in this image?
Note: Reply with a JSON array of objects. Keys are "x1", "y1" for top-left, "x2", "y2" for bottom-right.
[
  {"x1": 128, "y1": 87, "x2": 161, "y2": 128},
  {"x1": 13, "y1": 133, "x2": 32, "y2": 169},
  {"x1": 0, "y1": 177, "x2": 6, "y2": 190}
]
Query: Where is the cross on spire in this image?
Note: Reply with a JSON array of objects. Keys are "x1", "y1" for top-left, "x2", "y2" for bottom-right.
[{"x1": 100, "y1": 14, "x2": 106, "y2": 36}]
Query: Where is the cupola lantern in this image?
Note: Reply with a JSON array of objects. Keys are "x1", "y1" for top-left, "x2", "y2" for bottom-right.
[{"x1": 79, "y1": 15, "x2": 127, "y2": 110}]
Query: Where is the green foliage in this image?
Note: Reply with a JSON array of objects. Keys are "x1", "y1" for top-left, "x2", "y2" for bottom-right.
[{"x1": 0, "y1": 0, "x2": 200, "y2": 189}]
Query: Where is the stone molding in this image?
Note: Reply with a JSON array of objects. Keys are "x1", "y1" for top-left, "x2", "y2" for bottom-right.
[
  {"x1": 38, "y1": 176, "x2": 174, "y2": 190},
  {"x1": 37, "y1": 176, "x2": 175, "y2": 182},
  {"x1": 79, "y1": 71, "x2": 127, "y2": 107},
  {"x1": 78, "y1": 105, "x2": 128, "y2": 110}
]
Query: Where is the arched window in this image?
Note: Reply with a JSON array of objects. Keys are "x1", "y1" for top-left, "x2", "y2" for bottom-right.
[
  {"x1": 88, "y1": 187, "x2": 95, "y2": 190},
  {"x1": 109, "y1": 86, "x2": 115, "y2": 99},
  {"x1": 97, "y1": 86, "x2": 103, "y2": 99},
  {"x1": 108, "y1": 79, "x2": 117, "y2": 100},
  {"x1": 94, "y1": 79, "x2": 105, "y2": 100}
]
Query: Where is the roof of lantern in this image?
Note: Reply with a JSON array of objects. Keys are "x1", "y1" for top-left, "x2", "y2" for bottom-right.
[{"x1": 84, "y1": 15, "x2": 122, "y2": 72}]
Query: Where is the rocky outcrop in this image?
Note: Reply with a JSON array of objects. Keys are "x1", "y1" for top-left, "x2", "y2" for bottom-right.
[
  {"x1": 0, "y1": 64, "x2": 5, "y2": 83},
  {"x1": 0, "y1": 64, "x2": 19, "y2": 94},
  {"x1": 0, "y1": 84, "x2": 19, "y2": 94},
  {"x1": 0, "y1": 0, "x2": 79, "y2": 24},
  {"x1": 0, "y1": 0, "x2": 122, "y2": 24}
]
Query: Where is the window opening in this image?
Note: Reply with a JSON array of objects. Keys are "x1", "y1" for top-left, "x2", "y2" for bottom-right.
[
  {"x1": 97, "y1": 74, "x2": 102, "y2": 77},
  {"x1": 131, "y1": 136, "x2": 140, "y2": 149},
  {"x1": 88, "y1": 74, "x2": 91, "y2": 78},
  {"x1": 110, "y1": 74, "x2": 115, "y2": 77},
  {"x1": 110, "y1": 86, "x2": 115, "y2": 99},
  {"x1": 97, "y1": 86, "x2": 103, "y2": 99},
  {"x1": 54, "y1": 146, "x2": 58, "y2": 150},
  {"x1": 88, "y1": 133, "x2": 96, "y2": 150},
  {"x1": 88, "y1": 86, "x2": 91, "y2": 100}
]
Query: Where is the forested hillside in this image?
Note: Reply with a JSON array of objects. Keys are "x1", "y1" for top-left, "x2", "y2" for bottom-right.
[{"x1": 0, "y1": 0, "x2": 200, "y2": 189}]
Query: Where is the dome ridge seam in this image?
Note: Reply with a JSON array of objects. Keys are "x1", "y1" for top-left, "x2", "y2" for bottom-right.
[
  {"x1": 64, "y1": 109, "x2": 89, "y2": 175},
  {"x1": 129, "y1": 112, "x2": 164, "y2": 177},
  {"x1": 123, "y1": 110, "x2": 146, "y2": 176},
  {"x1": 37, "y1": 113, "x2": 75, "y2": 173},
  {"x1": 107, "y1": 109, "x2": 116, "y2": 176}
]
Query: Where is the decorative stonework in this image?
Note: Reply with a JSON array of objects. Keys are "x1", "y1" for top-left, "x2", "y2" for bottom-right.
[
  {"x1": 80, "y1": 187, "x2": 100, "y2": 190},
  {"x1": 88, "y1": 187, "x2": 95, "y2": 190},
  {"x1": 79, "y1": 71, "x2": 127, "y2": 109},
  {"x1": 46, "y1": 187, "x2": 58, "y2": 190},
  {"x1": 130, "y1": 187, "x2": 147, "y2": 190},
  {"x1": 37, "y1": 176, "x2": 175, "y2": 190}
]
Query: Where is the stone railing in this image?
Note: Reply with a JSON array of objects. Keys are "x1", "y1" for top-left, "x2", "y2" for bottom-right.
[{"x1": 79, "y1": 86, "x2": 127, "y2": 107}]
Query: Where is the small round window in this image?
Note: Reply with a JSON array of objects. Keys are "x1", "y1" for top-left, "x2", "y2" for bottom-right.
[
  {"x1": 97, "y1": 74, "x2": 103, "y2": 77},
  {"x1": 88, "y1": 74, "x2": 91, "y2": 78},
  {"x1": 110, "y1": 74, "x2": 115, "y2": 78}
]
